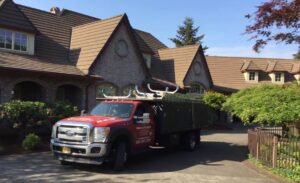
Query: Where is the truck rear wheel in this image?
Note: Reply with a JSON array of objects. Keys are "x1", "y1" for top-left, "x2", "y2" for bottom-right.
[
  {"x1": 112, "y1": 141, "x2": 128, "y2": 171},
  {"x1": 183, "y1": 132, "x2": 198, "y2": 151}
]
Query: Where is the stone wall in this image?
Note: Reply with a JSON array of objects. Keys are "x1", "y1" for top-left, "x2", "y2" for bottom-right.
[
  {"x1": 90, "y1": 22, "x2": 147, "y2": 95},
  {"x1": 0, "y1": 71, "x2": 88, "y2": 110}
]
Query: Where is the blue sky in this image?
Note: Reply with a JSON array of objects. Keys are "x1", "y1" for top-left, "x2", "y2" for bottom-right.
[{"x1": 15, "y1": 0, "x2": 298, "y2": 58}]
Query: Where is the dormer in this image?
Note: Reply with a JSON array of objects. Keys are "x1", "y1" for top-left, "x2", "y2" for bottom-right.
[
  {"x1": 0, "y1": 0, "x2": 37, "y2": 55},
  {"x1": 269, "y1": 72, "x2": 285, "y2": 84},
  {"x1": 244, "y1": 71, "x2": 259, "y2": 83},
  {"x1": 241, "y1": 60, "x2": 259, "y2": 83},
  {"x1": 0, "y1": 28, "x2": 35, "y2": 55},
  {"x1": 291, "y1": 62, "x2": 300, "y2": 84}
]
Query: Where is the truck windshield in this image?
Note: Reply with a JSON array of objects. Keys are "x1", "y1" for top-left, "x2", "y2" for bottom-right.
[{"x1": 90, "y1": 103, "x2": 134, "y2": 118}]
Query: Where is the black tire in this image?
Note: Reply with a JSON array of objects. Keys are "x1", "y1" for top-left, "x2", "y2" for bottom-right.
[
  {"x1": 112, "y1": 141, "x2": 128, "y2": 171},
  {"x1": 183, "y1": 132, "x2": 198, "y2": 151},
  {"x1": 60, "y1": 160, "x2": 70, "y2": 166}
]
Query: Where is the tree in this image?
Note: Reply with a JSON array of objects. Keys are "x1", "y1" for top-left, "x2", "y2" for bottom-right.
[
  {"x1": 170, "y1": 17, "x2": 208, "y2": 50},
  {"x1": 222, "y1": 84, "x2": 300, "y2": 125},
  {"x1": 203, "y1": 92, "x2": 228, "y2": 122},
  {"x1": 203, "y1": 91, "x2": 227, "y2": 111},
  {"x1": 245, "y1": 0, "x2": 300, "y2": 54},
  {"x1": 293, "y1": 49, "x2": 300, "y2": 59}
]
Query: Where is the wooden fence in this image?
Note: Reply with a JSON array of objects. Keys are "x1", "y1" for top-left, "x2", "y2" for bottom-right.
[{"x1": 248, "y1": 127, "x2": 300, "y2": 169}]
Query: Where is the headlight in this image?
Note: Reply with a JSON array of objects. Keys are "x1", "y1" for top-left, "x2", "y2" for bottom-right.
[
  {"x1": 51, "y1": 124, "x2": 57, "y2": 139},
  {"x1": 93, "y1": 127, "x2": 110, "y2": 143}
]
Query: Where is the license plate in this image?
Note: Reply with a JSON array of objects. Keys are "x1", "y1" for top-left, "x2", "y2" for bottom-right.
[{"x1": 62, "y1": 147, "x2": 71, "y2": 154}]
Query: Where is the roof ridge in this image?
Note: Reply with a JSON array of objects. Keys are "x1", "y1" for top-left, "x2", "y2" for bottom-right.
[
  {"x1": 158, "y1": 44, "x2": 200, "y2": 51},
  {"x1": 72, "y1": 14, "x2": 124, "y2": 29},
  {"x1": 61, "y1": 8, "x2": 99, "y2": 20},
  {"x1": 134, "y1": 29, "x2": 152, "y2": 35},
  {"x1": 17, "y1": 4, "x2": 62, "y2": 17},
  {"x1": 206, "y1": 55, "x2": 300, "y2": 61}
]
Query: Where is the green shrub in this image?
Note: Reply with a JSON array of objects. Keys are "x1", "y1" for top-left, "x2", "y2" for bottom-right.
[
  {"x1": 223, "y1": 84, "x2": 300, "y2": 125},
  {"x1": 1, "y1": 100, "x2": 48, "y2": 137},
  {"x1": 47, "y1": 101, "x2": 79, "y2": 123},
  {"x1": 22, "y1": 133, "x2": 41, "y2": 150},
  {"x1": 203, "y1": 91, "x2": 227, "y2": 110},
  {"x1": 164, "y1": 93, "x2": 203, "y2": 102},
  {"x1": 0, "y1": 100, "x2": 79, "y2": 137}
]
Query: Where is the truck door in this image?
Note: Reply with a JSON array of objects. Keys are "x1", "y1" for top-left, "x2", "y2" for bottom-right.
[{"x1": 133, "y1": 104, "x2": 155, "y2": 149}]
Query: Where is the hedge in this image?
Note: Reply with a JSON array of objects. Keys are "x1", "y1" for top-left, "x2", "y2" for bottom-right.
[{"x1": 0, "y1": 100, "x2": 79, "y2": 137}]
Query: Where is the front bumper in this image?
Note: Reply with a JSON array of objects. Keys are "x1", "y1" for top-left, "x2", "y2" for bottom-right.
[{"x1": 51, "y1": 139, "x2": 110, "y2": 165}]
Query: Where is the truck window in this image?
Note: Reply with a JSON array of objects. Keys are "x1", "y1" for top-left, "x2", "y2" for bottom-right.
[{"x1": 90, "y1": 103, "x2": 134, "y2": 118}]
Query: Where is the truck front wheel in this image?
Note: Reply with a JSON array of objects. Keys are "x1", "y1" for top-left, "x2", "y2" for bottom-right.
[{"x1": 111, "y1": 141, "x2": 128, "y2": 171}]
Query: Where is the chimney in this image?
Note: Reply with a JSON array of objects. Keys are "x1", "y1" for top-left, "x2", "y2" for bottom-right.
[{"x1": 50, "y1": 7, "x2": 61, "y2": 15}]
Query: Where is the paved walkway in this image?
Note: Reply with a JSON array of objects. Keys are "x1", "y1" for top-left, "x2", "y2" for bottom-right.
[{"x1": 0, "y1": 129, "x2": 283, "y2": 183}]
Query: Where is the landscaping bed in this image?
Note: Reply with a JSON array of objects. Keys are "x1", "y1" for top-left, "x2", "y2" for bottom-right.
[{"x1": 0, "y1": 100, "x2": 79, "y2": 155}]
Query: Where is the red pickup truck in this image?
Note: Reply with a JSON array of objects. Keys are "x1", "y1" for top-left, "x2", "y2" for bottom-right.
[{"x1": 51, "y1": 87, "x2": 213, "y2": 170}]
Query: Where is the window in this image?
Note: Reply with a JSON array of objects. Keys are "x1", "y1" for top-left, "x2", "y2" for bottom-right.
[
  {"x1": 189, "y1": 83, "x2": 205, "y2": 95},
  {"x1": 90, "y1": 103, "x2": 134, "y2": 118},
  {"x1": 14, "y1": 32, "x2": 27, "y2": 51},
  {"x1": 275, "y1": 73, "x2": 282, "y2": 82},
  {"x1": 249, "y1": 72, "x2": 256, "y2": 81},
  {"x1": 0, "y1": 29, "x2": 28, "y2": 52},
  {"x1": 0, "y1": 29, "x2": 12, "y2": 49},
  {"x1": 122, "y1": 84, "x2": 135, "y2": 97},
  {"x1": 96, "y1": 83, "x2": 117, "y2": 98}
]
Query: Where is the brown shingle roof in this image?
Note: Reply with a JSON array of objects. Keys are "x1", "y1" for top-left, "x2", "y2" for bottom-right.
[
  {"x1": 18, "y1": 4, "x2": 98, "y2": 62},
  {"x1": 158, "y1": 45, "x2": 200, "y2": 87},
  {"x1": 0, "y1": 51, "x2": 84, "y2": 76},
  {"x1": 69, "y1": 15, "x2": 124, "y2": 73},
  {"x1": 133, "y1": 30, "x2": 153, "y2": 54},
  {"x1": 135, "y1": 29, "x2": 167, "y2": 55},
  {"x1": 0, "y1": 0, "x2": 37, "y2": 33},
  {"x1": 0, "y1": 2, "x2": 101, "y2": 77},
  {"x1": 206, "y1": 56, "x2": 300, "y2": 92}
]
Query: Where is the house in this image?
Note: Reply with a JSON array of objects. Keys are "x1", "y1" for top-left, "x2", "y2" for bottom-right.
[
  {"x1": 1, "y1": 0, "x2": 299, "y2": 111},
  {"x1": 0, "y1": 0, "x2": 212, "y2": 110},
  {"x1": 206, "y1": 56, "x2": 300, "y2": 93}
]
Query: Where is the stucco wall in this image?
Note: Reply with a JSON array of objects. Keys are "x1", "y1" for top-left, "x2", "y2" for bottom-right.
[
  {"x1": 90, "y1": 22, "x2": 147, "y2": 94},
  {"x1": 184, "y1": 53, "x2": 211, "y2": 90}
]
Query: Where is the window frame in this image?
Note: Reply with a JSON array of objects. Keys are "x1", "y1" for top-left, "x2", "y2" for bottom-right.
[
  {"x1": 96, "y1": 83, "x2": 118, "y2": 98},
  {"x1": 189, "y1": 82, "x2": 206, "y2": 95},
  {"x1": 274, "y1": 73, "x2": 282, "y2": 82},
  {"x1": 248, "y1": 72, "x2": 256, "y2": 81},
  {"x1": 0, "y1": 28, "x2": 28, "y2": 52}
]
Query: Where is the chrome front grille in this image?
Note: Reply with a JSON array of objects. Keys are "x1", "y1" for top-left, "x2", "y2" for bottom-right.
[{"x1": 55, "y1": 122, "x2": 92, "y2": 145}]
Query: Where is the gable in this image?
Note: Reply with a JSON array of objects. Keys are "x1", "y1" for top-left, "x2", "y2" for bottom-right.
[
  {"x1": 89, "y1": 21, "x2": 148, "y2": 88},
  {"x1": 184, "y1": 52, "x2": 211, "y2": 89},
  {"x1": 0, "y1": 0, "x2": 36, "y2": 33},
  {"x1": 69, "y1": 15, "x2": 124, "y2": 74},
  {"x1": 158, "y1": 45, "x2": 200, "y2": 87}
]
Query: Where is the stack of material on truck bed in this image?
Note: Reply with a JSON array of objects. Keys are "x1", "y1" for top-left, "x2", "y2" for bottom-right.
[{"x1": 156, "y1": 100, "x2": 216, "y2": 135}]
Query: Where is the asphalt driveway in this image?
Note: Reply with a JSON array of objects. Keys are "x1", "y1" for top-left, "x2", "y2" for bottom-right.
[{"x1": 0, "y1": 129, "x2": 283, "y2": 183}]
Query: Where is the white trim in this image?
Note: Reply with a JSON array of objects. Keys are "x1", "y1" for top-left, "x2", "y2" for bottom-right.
[
  {"x1": 269, "y1": 72, "x2": 285, "y2": 84},
  {"x1": 0, "y1": 28, "x2": 34, "y2": 55},
  {"x1": 244, "y1": 71, "x2": 258, "y2": 83}
]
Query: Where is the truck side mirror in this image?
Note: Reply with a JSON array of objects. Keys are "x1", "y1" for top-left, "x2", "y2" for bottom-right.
[{"x1": 134, "y1": 113, "x2": 150, "y2": 124}]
